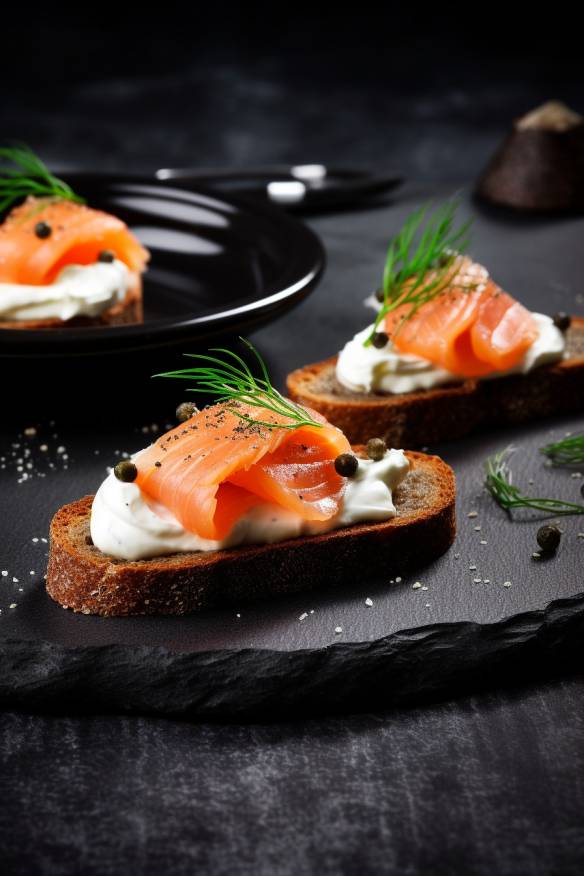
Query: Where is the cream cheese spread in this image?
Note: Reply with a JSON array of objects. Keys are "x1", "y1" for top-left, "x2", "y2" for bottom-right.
[
  {"x1": 0, "y1": 260, "x2": 129, "y2": 322},
  {"x1": 90, "y1": 448, "x2": 410, "y2": 561},
  {"x1": 335, "y1": 314, "x2": 565, "y2": 395}
]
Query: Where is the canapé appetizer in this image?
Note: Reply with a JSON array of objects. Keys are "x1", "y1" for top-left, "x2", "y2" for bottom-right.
[
  {"x1": 0, "y1": 146, "x2": 149, "y2": 328},
  {"x1": 287, "y1": 202, "x2": 583, "y2": 446}
]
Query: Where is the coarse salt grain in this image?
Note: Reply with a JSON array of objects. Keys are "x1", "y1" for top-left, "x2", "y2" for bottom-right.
[
  {"x1": 480, "y1": 540, "x2": 488, "y2": 545},
  {"x1": 467, "y1": 511, "x2": 478, "y2": 518},
  {"x1": 24, "y1": 427, "x2": 36, "y2": 437},
  {"x1": 365, "y1": 598, "x2": 373, "y2": 606},
  {"x1": 412, "y1": 582, "x2": 422, "y2": 590},
  {"x1": 335, "y1": 626, "x2": 343, "y2": 634},
  {"x1": 9, "y1": 603, "x2": 16, "y2": 609},
  {"x1": 503, "y1": 581, "x2": 512, "y2": 588},
  {"x1": 395, "y1": 577, "x2": 402, "y2": 583},
  {"x1": 299, "y1": 612, "x2": 308, "y2": 621}
]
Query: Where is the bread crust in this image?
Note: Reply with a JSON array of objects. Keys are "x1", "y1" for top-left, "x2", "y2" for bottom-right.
[
  {"x1": 286, "y1": 318, "x2": 584, "y2": 447},
  {"x1": 46, "y1": 451, "x2": 456, "y2": 617},
  {"x1": 0, "y1": 272, "x2": 143, "y2": 330}
]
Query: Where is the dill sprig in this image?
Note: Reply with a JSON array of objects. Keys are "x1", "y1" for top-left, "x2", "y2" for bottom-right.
[
  {"x1": 366, "y1": 200, "x2": 474, "y2": 346},
  {"x1": 540, "y1": 434, "x2": 584, "y2": 466},
  {"x1": 0, "y1": 144, "x2": 84, "y2": 214},
  {"x1": 155, "y1": 338, "x2": 323, "y2": 431},
  {"x1": 485, "y1": 448, "x2": 584, "y2": 516}
]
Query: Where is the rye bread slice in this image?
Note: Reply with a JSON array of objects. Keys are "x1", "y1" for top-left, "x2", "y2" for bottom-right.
[
  {"x1": 46, "y1": 450, "x2": 455, "y2": 617},
  {"x1": 0, "y1": 272, "x2": 143, "y2": 330},
  {"x1": 286, "y1": 318, "x2": 584, "y2": 447}
]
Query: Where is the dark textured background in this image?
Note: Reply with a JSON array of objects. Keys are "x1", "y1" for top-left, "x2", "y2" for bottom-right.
[{"x1": 1, "y1": 8, "x2": 584, "y2": 875}]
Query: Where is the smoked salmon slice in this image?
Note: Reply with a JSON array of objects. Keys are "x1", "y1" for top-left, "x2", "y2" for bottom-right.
[
  {"x1": 384, "y1": 256, "x2": 538, "y2": 376},
  {"x1": 0, "y1": 197, "x2": 149, "y2": 284},
  {"x1": 135, "y1": 402, "x2": 351, "y2": 541}
]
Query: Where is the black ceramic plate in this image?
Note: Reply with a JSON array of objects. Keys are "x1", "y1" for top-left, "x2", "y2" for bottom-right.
[{"x1": 0, "y1": 174, "x2": 324, "y2": 357}]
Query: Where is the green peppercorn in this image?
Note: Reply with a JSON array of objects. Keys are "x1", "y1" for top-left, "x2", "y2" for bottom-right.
[
  {"x1": 371, "y1": 331, "x2": 389, "y2": 349},
  {"x1": 334, "y1": 452, "x2": 358, "y2": 478},
  {"x1": 552, "y1": 312, "x2": 571, "y2": 332},
  {"x1": 114, "y1": 460, "x2": 138, "y2": 482},
  {"x1": 366, "y1": 437, "x2": 387, "y2": 461},
  {"x1": 375, "y1": 287, "x2": 385, "y2": 303},
  {"x1": 536, "y1": 524, "x2": 561, "y2": 553},
  {"x1": 34, "y1": 221, "x2": 52, "y2": 239},
  {"x1": 98, "y1": 250, "x2": 115, "y2": 263},
  {"x1": 176, "y1": 401, "x2": 200, "y2": 423}
]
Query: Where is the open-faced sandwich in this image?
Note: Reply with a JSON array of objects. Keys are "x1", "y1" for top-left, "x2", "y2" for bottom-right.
[
  {"x1": 0, "y1": 146, "x2": 149, "y2": 328},
  {"x1": 287, "y1": 201, "x2": 584, "y2": 447},
  {"x1": 46, "y1": 341, "x2": 455, "y2": 616}
]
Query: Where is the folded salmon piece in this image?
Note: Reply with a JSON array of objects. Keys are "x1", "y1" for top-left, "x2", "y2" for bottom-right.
[
  {"x1": 0, "y1": 196, "x2": 149, "y2": 284},
  {"x1": 384, "y1": 256, "x2": 538, "y2": 376},
  {"x1": 135, "y1": 402, "x2": 352, "y2": 540}
]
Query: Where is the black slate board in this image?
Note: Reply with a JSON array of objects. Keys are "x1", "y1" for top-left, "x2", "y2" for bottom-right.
[{"x1": 1, "y1": 184, "x2": 583, "y2": 717}]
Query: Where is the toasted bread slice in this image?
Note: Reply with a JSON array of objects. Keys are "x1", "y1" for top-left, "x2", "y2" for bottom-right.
[
  {"x1": 287, "y1": 318, "x2": 584, "y2": 447},
  {"x1": 46, "y1": 450, "x2": 455, "y2": 617},
  {"x1": 0, "y1": 272, "x2": 143, "y2": 330}
]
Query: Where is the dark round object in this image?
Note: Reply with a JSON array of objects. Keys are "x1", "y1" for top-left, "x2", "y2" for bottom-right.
[
  {"x1": 366, "y1": 437, "x2": 387, "y2": 461},
  {"x1": 552, "y1": 312, "x2": 571, "y2": 331},
  {"x1": 580, "y1": 483, "x2": 584, "y2": 499},
  {"x1": 98, "y1": 250, "x2": 115, "y2": 263},
  {"x1": 34, "y1": 221, "x2": 52, "y2": 239},
  {"x1": 176, "y1": 401, "x2": 200, "y2": 423},
  {"x1": 375, "y1": 287, "x2": 385, "y2": 303},
  {"x1": 0, "y1": 173, "x2": 324, "y2": 359},
  {"x1": 536, "y1": 524, "x2": 561, "y2": 553},
  {"x1": 114, "y1": 460, "x2": 138, "y2": 483},
  {"x1": 334, "y1": 452, "x2": 358, "y2": 478},
  {"x1": 371, "y1": 331, "x2": 389, "y2": 349}
]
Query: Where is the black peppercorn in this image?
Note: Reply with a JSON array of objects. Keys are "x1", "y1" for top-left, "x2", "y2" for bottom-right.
[
  {"x1": 334, "y1": 452, "x2": 358, "y2": 477},
  {"x1": 536, "y1": 524, "x2": 561, "y2": 553},
  {"x1": 552, "y1": 312, "x2": 571, "y2": 332},
  {"x1": 371, "y1": 331, "x2": 389, "y2": 349},
  {"x1": 366, "y1": 437, "x2": 387, "y2": 461},
  {"x1": 114, "y1": 460, "x2": 138, "y2": 483},
  {"x1": 98, "y1": 250, "x2": 115, "y2": 263},
  {"x1": 34, "y1": 221, "x2": 52, "y2": 239},
  {"x1": 176, "y1": 401, "x2": 200, "y2": 423}
]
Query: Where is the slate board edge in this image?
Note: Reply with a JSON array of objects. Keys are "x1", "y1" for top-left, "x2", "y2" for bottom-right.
[{"x1": 1, "y1": 590, "x2": 583, "y2": 719}]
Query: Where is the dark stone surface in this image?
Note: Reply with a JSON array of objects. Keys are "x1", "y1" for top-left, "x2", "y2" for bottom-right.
[
  {"x1": 2, "y1": 680, "x2": 584, "y2": 876},
  {"x1": 1, "y1": 10, "x2": 584, "y2": 875}
]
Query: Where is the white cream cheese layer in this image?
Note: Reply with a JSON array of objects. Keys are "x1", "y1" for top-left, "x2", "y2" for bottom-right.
[
  {"x1": 0, "y1": 260, "x2": 129, "y2": 322},
  {"x1": 90, "y1": 449, "x2": 410, "y2": 561},
  {"x1": 335, "y1": 314, "x2": 565, "y2": 395}
]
